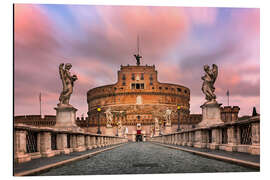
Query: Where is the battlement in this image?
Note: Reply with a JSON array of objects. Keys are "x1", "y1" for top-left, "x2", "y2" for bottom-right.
[
  {"x1": 14, "y1": 115, "x2": 90, "y2": 128},
  {"x1": 220, "y1": 106, "x2": 240, "y2": 122},
  {"x1": 120, "y1": 64, "x2": 156, "y2": 72}
]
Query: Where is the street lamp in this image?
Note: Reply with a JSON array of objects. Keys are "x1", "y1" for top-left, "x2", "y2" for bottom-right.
[
  {"x1": 97, "y1": 106, "x2": 101, "y2": 134},
  {"x1": 177, "y1": 105, "x2": 181, "y2": 132}
]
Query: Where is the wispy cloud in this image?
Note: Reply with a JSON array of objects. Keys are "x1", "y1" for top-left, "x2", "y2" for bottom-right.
[{"x1": 14, "y1": 4, "x2": 260, "y2": 117}]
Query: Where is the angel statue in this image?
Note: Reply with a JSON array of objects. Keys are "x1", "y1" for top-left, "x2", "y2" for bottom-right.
[
  {"x1": 117, "y1": 118, "x2": 123, "y2": 130},
  {"x1": 58, "y1": 63, "x2": 78, "y2": 106},
  {"x1": 201, "y1": 64, "x2": 218, "y2": 104},
  {"x1": 154, "y1": 117, "x2": 160, "y2": 131},
  {"x1": 164, "y1": 108, "x2": 172, "y2": 126},
  {"x1": 105, "y1": 108, "x2": 113, "y2": 127}
]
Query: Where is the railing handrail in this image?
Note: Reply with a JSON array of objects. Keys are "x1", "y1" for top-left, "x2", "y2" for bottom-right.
[
  {"x1": 152, "y1": 116, "x2": 260, "y2": 138},
  {"x1": 14, "y1": 123, "x2": 126, "y2": 138}
]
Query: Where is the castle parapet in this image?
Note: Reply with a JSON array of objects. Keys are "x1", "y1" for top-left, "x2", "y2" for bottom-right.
[{"x1": 220, "y1": 106, "x2": 240, "y2": 122}]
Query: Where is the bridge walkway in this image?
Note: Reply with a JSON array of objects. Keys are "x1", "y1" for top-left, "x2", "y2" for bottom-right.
[
  {"x1": 14, "y1": 144, "x2": 123, "y2": 176},
  {"x1": 153, "y1": 142, "x2": 259, "y2": 163},
  {"x1": 14, "y1": 142, "x2": 259, "y2": 176}
]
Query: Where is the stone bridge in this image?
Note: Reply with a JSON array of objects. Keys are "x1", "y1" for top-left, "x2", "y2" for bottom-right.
[{"x1": 13, "y1": 115, "x2": 260, "y2": 176}]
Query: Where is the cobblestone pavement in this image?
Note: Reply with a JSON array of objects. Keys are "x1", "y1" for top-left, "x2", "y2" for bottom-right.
[
  {"x1": 39, "y1": 142, "x2": 257, "y2": 175},
  {"x1": 156, "y1": 143, "x2": 260, "y2": 163},
  {"x1": 14, "y1": 144, "x2": 119, "y2": 174}
]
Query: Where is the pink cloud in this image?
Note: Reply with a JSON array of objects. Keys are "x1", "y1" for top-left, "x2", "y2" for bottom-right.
[
  {"x1": 231, "y1": 9, "x2": 260, "y2": 38},
  {"x1": 69, "y1": 6, "x2": 190, "y2": 63},
  {"x1": 14, "y1": 4, "x2": 59, "y2": 51},
  {"x1": 14, "y1": 5, "x2": 259, "y2": 118},
  {"x1": 185, "y1": 7, "x2": 218, "y2": 26}
]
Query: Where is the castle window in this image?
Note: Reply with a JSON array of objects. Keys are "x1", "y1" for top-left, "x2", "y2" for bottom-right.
[
  {"x1": 141, "y1": 73, "x2": 144, "y2": 80},
  {"x1": 150, "y1": 74, "x2": 153, "y2": 81},
  {"x1": 177, "y1": 88, "x2": 181, "y2": 92},
  {"x1": 132, "y1": 73, "x2": 135, "y2": 80},
  {"x1": 165, "y1": 87, "x2": 168, "y2": 90},
  {"x1": 122, "y1": 74, "x2": 126, "y2": 80},
  {"x1": 150, "y1": 81, "x2": 153, "y2": 85},
  {"x1": 132, "y1": 83, "x2": 145, "y2": 89},
  {"x1": 159, "y1": 87, "x2": 162, "y2": 90},
  {"x1": 152, "y1": 87, "x2": 155, "y2": 89},
  {"x1": 114, "y1": 87, "x2": 117, "y2": 90},
  {"x1": 122, "y1": 82, "x2": 126, "y2": 86},
  {"x1": 184, "y1": 90, "x2": 187, "y2": 94}
]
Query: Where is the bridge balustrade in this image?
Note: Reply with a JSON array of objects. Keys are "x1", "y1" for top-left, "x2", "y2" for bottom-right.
[
  {"x1": 150, "y1": 116, "x2": 260, "y2": 155},
  {"x1": 221, "y1": 128, "x2": 228, "y2": 144},
  {"x1": 26, "y1": 131, "x2": 38, "y2": 153},
  {"x1": 51, "y1": 133, "x2": 57, "y2": 151},
  {"x1": 14, "y1": 124, "x2": 128, "y2": 163}
]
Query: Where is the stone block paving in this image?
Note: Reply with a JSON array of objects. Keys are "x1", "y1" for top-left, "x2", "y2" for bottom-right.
[
  {"x1": 14, "y1": 144, "x2": 118, "y2": 175},
  {"x1": 161, "y1": 143, "x2": 260, "y2": 163},
  {"x1": 38, "y1": 142, "x2": 258, "y2": 175}
]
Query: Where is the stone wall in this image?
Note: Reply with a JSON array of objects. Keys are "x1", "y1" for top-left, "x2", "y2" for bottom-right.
[
  {"x1": 87, "y1": 65, "x2": 192, "y2": 132},
  {"x1": 220, "y1": 106, "x2": 240, "y2": 122},
  {"x1": 150, "y1": 116, "x2": 260, "y2": 155}
]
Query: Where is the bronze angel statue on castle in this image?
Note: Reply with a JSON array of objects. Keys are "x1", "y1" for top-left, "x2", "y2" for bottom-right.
[{"x1": 201, "y1": 64, "x2": 218, "y2": 104}]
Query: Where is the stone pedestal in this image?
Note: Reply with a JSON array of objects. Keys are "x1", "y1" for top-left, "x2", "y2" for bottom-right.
[
  {"x1": 74, "y1": 135, "x2": 86, "y2": 152},
  {"x1": 56, "y1": 134, "x2": 71, "y2": 154},
  {"x1": 154, "y1": 131, "x2": 160, "y2": 137},
  {"x1": 105, "y1": 127, "x2": 114, "y2": 136},
  {"x1": 199, "y1": 102, "x2": 223, "y2": 127},
  {"x1": 194, "y1": 130, "x2": 207, "y2": 148},
  {"x1": 91, "y1": 136, "x2": 97, "y2": 148},
  {"x1": 39, "y1": 132, "x2": 55, "y2": 157},
  {"x1": 154, "y1": 127, "x2": 160, "y2": 136},
  {"x1": 220, "y1": 126, "x2": 237, "y2": 151},
  {"x1": 118, "y1": 128, "x2": 123, "y2": 137},
  {"x1": 54, "y1": 105, "x2": 82, "y2": 132},
  {"x1": 14, "y1": 130, "x2": 31, "y2": 163},
  {"x1": 132, "y1": 131, "x2": 136, "y2": 142},
  {"x1": 164, "y1": 125, "x2": 172, "y2": 134},
  {"x1": 249, "y1": 145, "x2": 260, "y2": 155},
  {"x1": 210, "y1": 128, "x2": 221, "y2": 150}
]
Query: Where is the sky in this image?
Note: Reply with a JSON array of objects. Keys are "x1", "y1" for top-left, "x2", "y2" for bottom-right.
[{"x1": 14, "y1": 4, "x2": 260, "y2": 117}]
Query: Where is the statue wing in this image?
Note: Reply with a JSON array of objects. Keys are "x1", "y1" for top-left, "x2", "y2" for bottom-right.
[
  {"x1": 212, "y1": 64, "x2": 218, "y2": 84},
  {"x1": 59, "y1": 63, "x2": 66, "y2": 90},
  {"x1": 59, "y1": 63, "x2": 64, "y2": 80}
]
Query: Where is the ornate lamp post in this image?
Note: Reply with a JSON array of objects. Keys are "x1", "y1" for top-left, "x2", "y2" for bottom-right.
[
  {"x1": 177, "y1": 105, "x2": 181, "y2": 132},
  {"x1": 97, "y1": 106, "x2": 101, "y2": 134}
]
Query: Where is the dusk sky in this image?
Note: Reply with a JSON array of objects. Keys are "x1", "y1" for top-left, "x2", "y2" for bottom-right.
[{"x1": 14, "y1": 4, "x2": 260, "y2": 117}]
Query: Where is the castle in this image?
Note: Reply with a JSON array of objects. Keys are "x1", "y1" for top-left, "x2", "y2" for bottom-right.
[{"x1": 15, "y1": 57, "x2": 241, "y2": 142}]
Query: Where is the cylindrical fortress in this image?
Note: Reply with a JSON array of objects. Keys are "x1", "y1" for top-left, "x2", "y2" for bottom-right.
[{"x1": 87, "y1": 65, "x2": 191, "y2": 140}]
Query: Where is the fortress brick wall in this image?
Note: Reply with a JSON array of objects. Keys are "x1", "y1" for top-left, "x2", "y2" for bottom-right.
[{"x1": 87, "y1": 65, "x2": 191, "y2": 128}]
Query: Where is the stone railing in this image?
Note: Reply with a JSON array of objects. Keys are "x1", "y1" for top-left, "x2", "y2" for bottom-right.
[
  {"x1": 14, "y1": 124, "x2": 128, "y2": 163},
  {"x1": 150, "y1": 116, "x2": 260, "y2": 155}
]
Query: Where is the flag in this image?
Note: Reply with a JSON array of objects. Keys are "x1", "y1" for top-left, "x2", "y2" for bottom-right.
[{"x1": 226, "y1": 90, "x2": 229, "y2": 96}]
